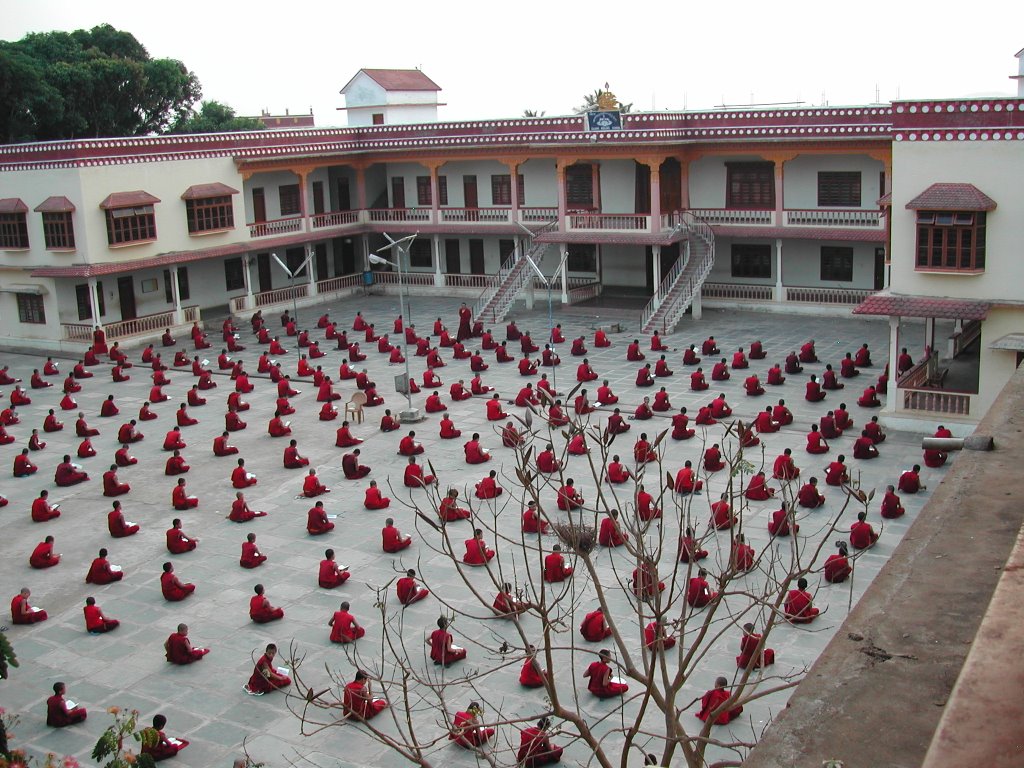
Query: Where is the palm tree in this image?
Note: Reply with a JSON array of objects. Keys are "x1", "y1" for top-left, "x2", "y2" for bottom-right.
[
  {"x1": 575, "y1": 84, "x2": 632, "y2": 114},
  {"x1": 522, "y1": 109, "x2": 546, "y2": 118}
]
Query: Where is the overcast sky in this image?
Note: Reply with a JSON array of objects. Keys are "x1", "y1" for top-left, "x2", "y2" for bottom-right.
[{"x1": 4, "y1": 0, "x2": 1021, "y2": 127}]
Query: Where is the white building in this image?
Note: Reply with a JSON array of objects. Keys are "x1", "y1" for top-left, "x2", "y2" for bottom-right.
[{"x1": 339, "y1": 69, "x2": 442, "y2": 127}]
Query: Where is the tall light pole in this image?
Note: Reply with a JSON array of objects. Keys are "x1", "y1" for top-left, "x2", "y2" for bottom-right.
[{"x1": 371, "y1": 232, "x2": 420, "y2": 423}]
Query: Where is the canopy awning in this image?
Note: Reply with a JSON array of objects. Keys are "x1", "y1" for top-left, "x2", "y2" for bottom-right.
[
  {"x1": 988, "y1": 333, "x2": 1024, "y2": 352},
  {"x1": 99, "y1": 191, "x2": 161, "y2": 209},
  {"x1": 181, "y1": 183, "x2": 239, "y2": 200},
  {"x1": 853, "y1": 293, "x2": 990, "y2": 320},
  {"x1": 0, "y1": 198, "x2": 28, "y2": 214},
  {"x1": 34, "y1": 196, "x2": 76, "y2": 213},
  {"x1": 905, "y1": 183, "x2": 996, "y2": 211}
]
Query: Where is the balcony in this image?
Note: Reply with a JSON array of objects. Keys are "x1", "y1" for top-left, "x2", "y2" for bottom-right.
[
  {"x1": 567, "y1": 213, "x2": 652, "y2": 232},
  {"x1": 248, "y1": 216, "x2": 303, "y2": 238},
  {"x1": 690, "y1": 208, "x2": 775, "y2": 226},
  {"x1": 689, "y1": 208, "x2": 884, "y2": 230}
]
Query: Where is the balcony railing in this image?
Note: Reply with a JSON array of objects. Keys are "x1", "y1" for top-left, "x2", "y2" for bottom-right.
[
  {"x1": 901, "y1": 388, "x2": 973, "y2": 416},
  {"x1": 440, "y1": 207, "x2": 512, "y2": 224},
  {"x1": 316, "y1": 274, "x2": 364, "y2": 294},
  {"x1": 370, "y1": 270, "x2": 437, "y2": 287},
  {"x1": 518, "y1": 207, "x2": 558, "y2": 223},
  {"x1": 568, "y1": 213, "x2": 651, "y2": 231},
  {"x1": 785, "y1": 286, "x2": 876, "y2": 305},
  {"x1": 690, "y1": 208, "x2": 775, "y2": 226},
  {"x1": 311, "y1": 210, "x2": 360, "y2": 229},
  {"x1": 63, "y1": 306, "x2": 201, "y2": 342},
  {"x1": 702, "y1": 282, "x2": 776, "y2": 302},
  {"x1": 445, "y1": 274, "x2": 492, "y2": 289},
  {"x1": 255, "y1": 284, "x2": 308, "y2": 307},
  {"x1": 785, "y1": 209, "x2": 883, "y2": 228},
  {"x1": 249, "y1": 216, "x2": 303, "y2": 238},
  {"x1": 368, "y1": 208, "x2": 431, "y2": 223}
]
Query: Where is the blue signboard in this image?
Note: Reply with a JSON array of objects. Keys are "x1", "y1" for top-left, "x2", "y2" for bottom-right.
[{"x1": 586, "y1": 111, "x2": 622, "y2": 131}]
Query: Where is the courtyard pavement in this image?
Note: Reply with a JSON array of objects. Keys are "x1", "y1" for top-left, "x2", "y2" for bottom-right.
[{"x1": 0, "y1": 295, "x2": 947, "y2": 767}]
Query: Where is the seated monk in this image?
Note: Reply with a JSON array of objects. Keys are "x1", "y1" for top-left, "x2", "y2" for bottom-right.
[
  {"x1": 247, "y1": 642, "x2": 292, "y2": 694},
  {"x1": 825, "y1": 456, "x2": 850, "y2": 487},
  {"x1": 46, "y1": 682, "x2": 88, "y2": 728},
  {"x1": 806, "y1": 425, "x2": 829, "y2": 454},
  {"x1": 249, "y1": 583, "x2": 283, "y2": 621},
  {"x1": 403, "y1": 457, "x2": 436, "y2": 487},
  {"x1": 543, "y1": 544, "x2": 573, "y2": 582},
  {"x1": 307, "y1": 501, "x2": 335, "y2": 535},
  {"x1": 382, "y1": 517, "x2": 411, "y2": 551},
  {"x1": 849, "y1": 511, "x2": 879, "y2": 549},
  {"x1": 679, "y1": 527, "x2": 708, "y2": 562},
  {"x1": 880, "y1": 485, "x2": 905, "y2": 519},
  {"x1": 674, "y1": 461, "x2": 703, "y2": 494},
  {"x1": 703, "y1": 444, "x2": 725, "y2": 472},
  {"x1": 319, "y1": 549, "x2": 350, "y2": 588},
  {"x1": 768, "y1": 506, "x2": 798, "y2": 537},
  {"x1": 853, "y1": 430, "x2": 880, "y2": 460},
  {"x1": 522, "y1": 501, "x2": 550, "y2": 533},
  {"x1": 439, "y1": 489, "x2": 472, "y2": 522},
  {"x1": 303, "y1": 469, "x2": 330, "y2": 497},
  {"x1": 11, "y1": 587, "x2": 48, "y2": 625},
  {"x1": 450, "y1": 380, "x2": 472, "y2": 401},
  {"x1": 364, "y1": 480, "x2": 391, "y2": 510},
  {"x1": 579, "y1": 608, "x2": 613, "y2": 642},
  {"x1": 463, "y1": 528, "x2": 496, "y2": 565},
  {"x1": 607, "y1": 455, "x2": 631, "y2": 484},
  {"x1": 858, "y1": 385, "x2": 882, "y2": 408},
  {"x1": 690, "y1": 368, "x2": 709, "y2": 391},
  {"x1": 697, "y1": 677, "x2": 744, "y2": 724},
  {"x1": 30, "y1": 535, "x2": 61, "y2": 568},
  {"x1": 773, "y1": 448, "x2": 800, "y2": 480},
  {"x1": 475, "y1": 470, "x2": 502, "y2": 499},
  {"x1": 102, "y1": 465, "x2": 130, "y2": 497},
  {"x1": 485, "y1": 394, "x2": 508, "y2": 421},
  {"x1": 598, "y1": 511, "x2": 628, "y2": 547},
  {"x1": 519, "y1": 647, "x2": 547, "y2": 688},
  {"x1": 160, "y1": 563, "x2": 195, "y2": 602},
  {"x1": 710, "y1": 495, "x2": 736, "y2": 529},
  {"x1": 824, "y1": 541, "x2": 853, "y2": 583},
  {"x1": 797, "y1": 478, "x2": 826, "y2": 508},
  {"x1": 687, "y1": 568, "x2": 718, "y2": 607},
  {"x1": 744, "y1": 472, "x2": 775, "y2": 501},
  {"x1": 108, "y1": 501, "x2": 139, "y2": 537},
  {"x1": 584, "y1": 649, "x2": 629, "y2": 698},
  {"x1": 430, "y1": 617, "x2": 467, "y2": 666},
  {"x1": 711, "y1": 359, "x2": 730, "y2": 381},
  {"x1": 784, "y1": 577, "x2": 819, "y2": 623},
  {"x1": 228, "y1": 492, "x2": 266, "y2": 523},
  {"x1": 898, "y1": 464, "x2": 925, "y2": 494}
]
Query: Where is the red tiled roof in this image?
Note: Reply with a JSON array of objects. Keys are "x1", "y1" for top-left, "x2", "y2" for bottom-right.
[
  {"x1": 181, "y1": 183, "x2": 239, "y2": 200},
  {"x1": 0, "y1": 198, "x2": 28, "y2": 213},
  {"x1": 33, "y1": 196, "x2": 76, "y2": 213},
  {"x1": 99, "y1": 191, "x2": 161, "y2": 209},
  {"x1": 853, "y1": 293, "x2": 990, "y2": 320},
  {"x1": 30, "y1": 230, "x2": 318, "y2": 279},
  {"x1": 905, "y1": 183, "x2": 996, "y2": 211},
  {"x1": 343, "y1": 69, "x2": 441, "y2": 93},
  {"x1": 876, "y1": 192, "x2": 892, "y2": 207}
]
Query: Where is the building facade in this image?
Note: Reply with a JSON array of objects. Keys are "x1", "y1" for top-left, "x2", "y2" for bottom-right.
[{"x1": 1, "y1": 84, "x2": 1021, "y2": 422}]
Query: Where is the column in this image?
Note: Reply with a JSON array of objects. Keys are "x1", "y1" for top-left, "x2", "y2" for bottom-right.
[
  {"x1": 679, "y1": 158, "x2": 691, "y2": 210},
  {"x1": 87, "y1": 277, "x2": 102, "y2": 328},
  {"x1": 355, "y1": 167, "x2": 367, "y2": 213},
  {"x1": 506, "y1": 161, "x2": 520, "y2": 224},
  {"x1": 297, "y1": 171, "x2": 310, "y2": 232},
  {"x1": 888, "y1": 315, "x2": 901, "y2": 413},
  {"x1": 559, "y1": 244, "x2": 569, "y2": 303},
  {"x1": 308, "y1": 247, "x2": 318, "y2": 296},
  {"x1": 429, "y1": 163, "x2": 441, "y2": 226},
  {"x1": 924, "y1": 317, "x2": 935, "y2": 357},
  {"x1": 773, "y1": 160, "x2": 785, "y2": 226},
  {"x1": 591, "y1": 163, "x2": 601, "y2": 212},
  {"x1": 555, "y1": 161, "x2": 568, "y2": 230},
  {"x1": 169, "y1": 266, "x2": 183, "y2": 325},
  {"x1": 522, "y1": 236, "x2": 535, "y2": 309},
  {"x1": 361, "y1": 235, "x2": 370, "y2": 271},
  {"x1": 433, "y1": 234, "x2": 444, "y2": 287},
  {"x1": 691, "y1": 286, "x2": 703, "y2": 320},
  {"x1": 648, "y1": 162, "x2": 662, "y2": 233},
  {"x1": 243, "y1": 255, "x2": 255, "y2": 306},
  {"x1": 652, "y1": 245, "x2": 662, "y2": 309},
  {"x1": 774, "y1": 238, "x2": 784, "y2": 302}
]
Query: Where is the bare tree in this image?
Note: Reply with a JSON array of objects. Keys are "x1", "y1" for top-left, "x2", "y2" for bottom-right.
[{"x1": 286, "y1": 387, "x2": 866, "y2": 768}]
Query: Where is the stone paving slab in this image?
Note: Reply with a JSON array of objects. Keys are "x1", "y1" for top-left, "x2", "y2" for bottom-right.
[{"x1": 0, "y1": 296, "x2": 950, "y2": 767}]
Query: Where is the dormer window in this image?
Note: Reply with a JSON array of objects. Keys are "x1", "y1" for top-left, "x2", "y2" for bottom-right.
[
  {"x1": 100, "y1": 191, "x2": 160, "y2": 246},
  {"x1": 906, "y1": 183, "x2": 995, "y2": 274}
]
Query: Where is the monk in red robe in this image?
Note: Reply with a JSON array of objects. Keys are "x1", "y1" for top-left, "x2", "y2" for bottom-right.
[
  {"x1": 160, "y1": 563, "x2": 195, "y2": 601},
  {"x1": 307, "y1": 501, "x2": 335, "y2": 535},
  {"x1": 318, "y1": 549, "x2": 350, "y2": 588},
  {"x1": 584, "y1": 649, "x2": 628, "y2": 698},
  {"x1": 382, "y1": 517, "x2": 411, "y2": 551},
  {"x1": 85, "y1": 548, "x2": 123, "y2": 584},
  {"x1": 329, "y1": 600, "x2": 366, "y2": 643},
  {"x1": 249, "y1": 583, "x2": 284, "y2": 622},
  {"x1": 247, "y1": 643, "x2": 291, "y2": 694},
  {"x1": 785, "y1": 577, "x2": 820, "y2": 622},
  {"x1": 241, "y1": 534, "x2": 268, "y2": 569},
  {"x1": 46, "y1": 682, "x2": 87, "y2": 727},
  {"x1": 697, "y1": 677, "x2": 743, "y2": 724}
]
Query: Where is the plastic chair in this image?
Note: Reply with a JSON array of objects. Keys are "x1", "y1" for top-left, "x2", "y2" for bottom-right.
[{"x1": 345, "y1": 391, "x2": 368, "y2": 423}]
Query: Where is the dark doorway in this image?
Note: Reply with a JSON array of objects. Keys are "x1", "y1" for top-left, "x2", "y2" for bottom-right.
[
  {"x1": 661, "y1": 158, "x2": 682, "y2": 213},
  {"x1": 464, "y1": 176, "x2": 479, "y2": 221},
  {"x1": 644, "y1": 244, "x2": 681, "y2": 294},
  {"x1": 391, "y1": 178, "x2": 405, "y2": 209},
  {"x1": 117, "y1": 276, "x2": 136, "y2": 321},
  {"x1": 469, "y1": 239, "x2": 485, "y2": 275},
  {"x1": 337, "y1": 179, "x2": 351, "y2": 211},
  {"x1": 312, "y1": 181, "x2": 325, "y2": 215},
  {"x1": 252, "y1": 188, "x2": 266, "y2": 222},
  {"x1": 499, "y1": 239, "x2": 515, "y2": 266},
  {"x1": 257, "y1": 253, "x2": 272, "y2": 293},
  {"x1": 445, "y1": 239, "x2": 461, "y2": 273},
  {"x1": 874, "y1": 247, "x2": 886, "y2": 290},
  {"x1": 285, "y1": 247, "x2": 306, "y2": 278}
]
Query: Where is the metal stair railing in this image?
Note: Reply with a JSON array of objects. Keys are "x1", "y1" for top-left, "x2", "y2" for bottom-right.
[
  {"x1": 640, "y1": 212, "x2": 716, "y2": 333},
  {"x1": 471, "y1": 219, "x2": 557, "y2": 325}
]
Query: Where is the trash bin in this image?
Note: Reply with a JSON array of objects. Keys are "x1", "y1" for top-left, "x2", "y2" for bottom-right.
[{"x1": 363, "y1": 270, "x2": 374, "y2": 287}]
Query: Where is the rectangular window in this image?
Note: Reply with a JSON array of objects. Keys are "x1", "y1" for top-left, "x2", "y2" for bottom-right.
[
  {"x1": 185, "y1": 196, "x2": 234, "y2": 233},
  {"x1": 491, "y1": 174, "x2": 525, "y2": 206},
  {"x1": 42, "y1": 212, "x2": 75, "y2": 249},
  {"x1": 915, "y1": 211, "x2": 986, "y2": 272},
  {"x1": 567, "y1": 244, "x2": 597, "y2": 272},
  {"x1": 278, "y1": 184, "x2": 300, "y2": 216},
  {"x1": 224, "y1": 257, "x2": 245, "y2": 291},
  {"x1": 414, "y1": 176, "x2": 447, "y2": 206},
  {"x1": 372, "y1": 113, "x2": 384, "y2": 125},
  {"x1": 76, "y1": 284, "x2": 92, "y2": 321},
  {"x1": 409, "y1": 239, "x2": 432, "y2": 268},
  {"x1": 726, "y1": 162, "x2": 775, "y2": 209},
  {"x1": 817, "y1": 171, "x2": 862, "y2": 207},
  {"x1": 566, "y1": 164, "x2": 594, "y2": 208},
  {"x1": 820, "y1": 246, "x2": 854, "y2": 281},
  {"x1": 0, "y1": 212, "x2": 30, "y2": 249},
  {"x1": 730, "y1": 243, "x2": 772, "y2": 278},
  {"x1": 16, "y1": 293, "x2": 45, "y2": 324},
  {"x1": 105, "y1": 206, "x2": 156, "y2": 245}
]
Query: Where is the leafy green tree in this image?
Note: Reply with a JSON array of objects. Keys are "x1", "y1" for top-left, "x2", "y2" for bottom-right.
[
  {"x1": 169, "y1": 100, "x2": 265, "y2": 134},
  {"x1": 0, "y1": 24, "x2": 200, "y2": 143}
]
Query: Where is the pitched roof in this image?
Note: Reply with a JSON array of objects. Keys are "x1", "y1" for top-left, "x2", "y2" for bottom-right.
[
  {"x1": 341, "y1": 69, "x2": 440, "y2": 93},
  {"x1": 181, "y1": 183, "x2": 239, "y2": 200},
  {"x1": 99, "y1": 191, "x2": 161, "y2": 210},
  {"x1": 0, "y1": 198, "x2": 28, "y2": 213},
  {"x1": 34, "y1": 196, "x2": 76, "y2": 213},
  {"x1": 905, "y1": 183, "x2": 996, "y2": 211},
  {"x1": 853, "y1": 293, "x2": 990, "y2": 320}
]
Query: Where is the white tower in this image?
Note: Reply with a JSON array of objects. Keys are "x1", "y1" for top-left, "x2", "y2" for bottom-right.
[{"x1": 1012, "y1": 47, "x2": 1024, "y2": 98}]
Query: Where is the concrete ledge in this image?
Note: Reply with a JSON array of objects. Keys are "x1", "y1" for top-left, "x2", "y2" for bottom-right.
[
  {"x1": 920, "y1": 524, "x2": 1024, "y2": 768},
  {"x1": 743, "y1": 363, "x2": 1024, "y2": 768}
]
